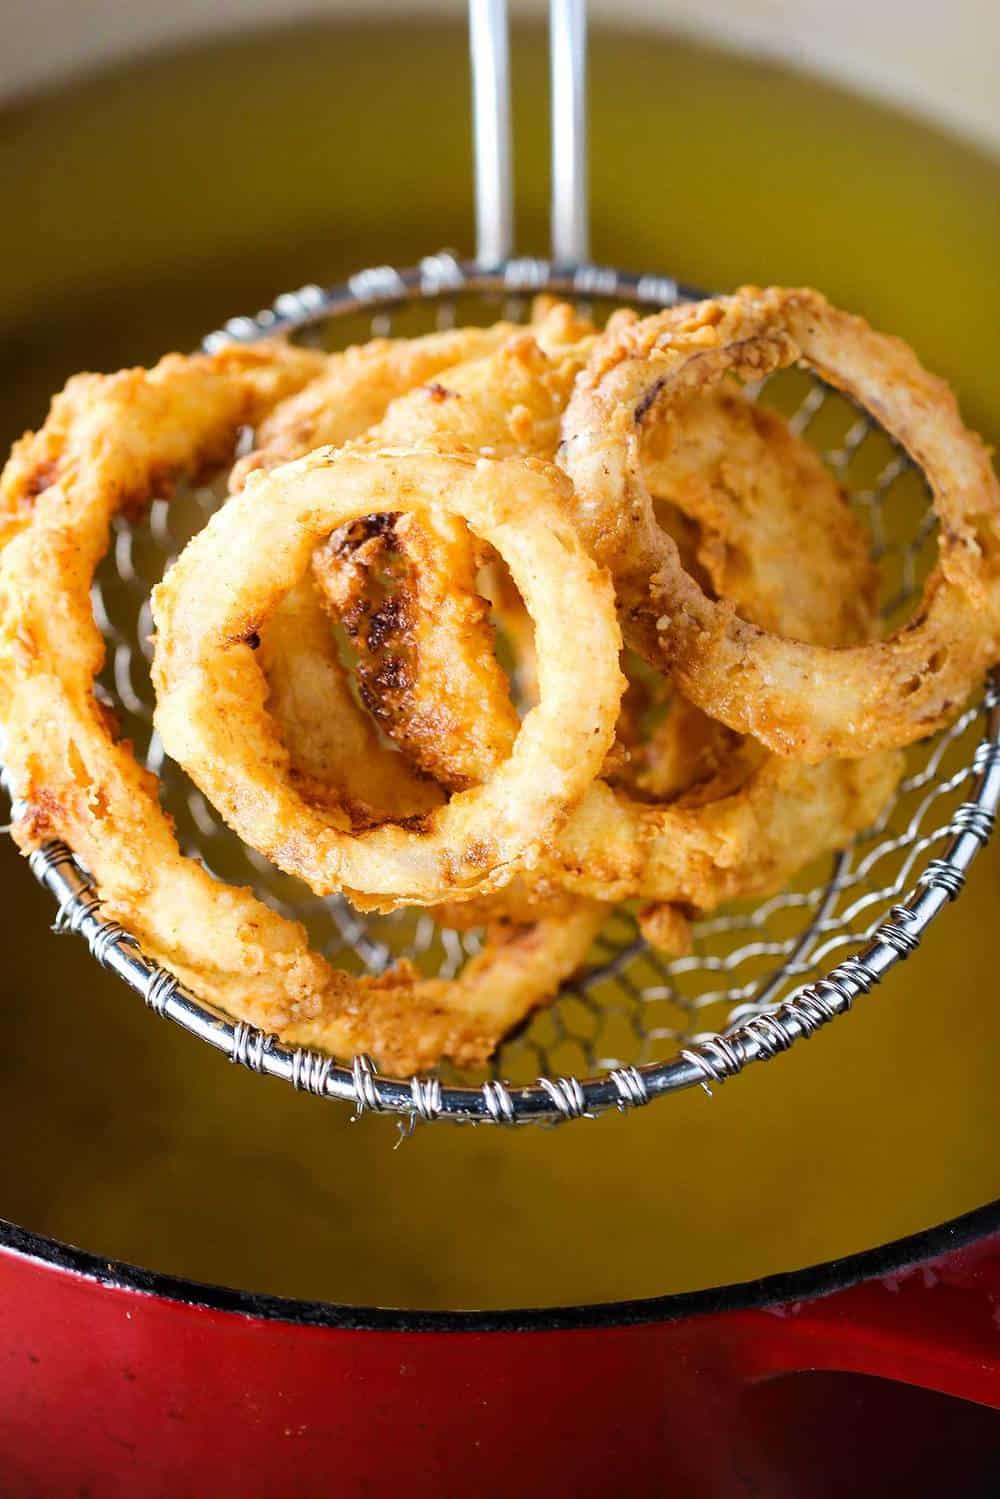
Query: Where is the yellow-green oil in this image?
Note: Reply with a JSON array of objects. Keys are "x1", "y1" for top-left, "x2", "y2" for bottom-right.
[{"x1": 0, "y1": 20, "x2": 997, "y2": 1309}]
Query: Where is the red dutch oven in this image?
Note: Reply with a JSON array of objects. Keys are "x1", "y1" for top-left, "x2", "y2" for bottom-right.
[
  {"x1": 2, "y1": 1201, "x2": 999, "y2": 1496},
  {"x1": 3, "y1": 8, "x2": 1000, "y2": 1497}
]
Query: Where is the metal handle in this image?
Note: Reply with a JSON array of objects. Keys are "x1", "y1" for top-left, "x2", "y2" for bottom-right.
[
  {"x1": 549, "y1": 0, "x2": 589, "y2": 264},
  {"x1": 469, "y1": 0, "x2": 591, "y2": 266},
  {"x1": 469, "y1": 0, "x2": 514, "y2": 265}
]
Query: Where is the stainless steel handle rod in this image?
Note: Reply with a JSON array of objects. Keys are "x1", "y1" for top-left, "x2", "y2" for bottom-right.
[
  {"x1": 549, "y1": 0, "x2": 590, "y2": 264},
  {"x1": 469, "y1": 0, "x2": 515, "y2": 265},
  {"x1": 470, "y1": 0, "x2": 590, "y2": 266}
]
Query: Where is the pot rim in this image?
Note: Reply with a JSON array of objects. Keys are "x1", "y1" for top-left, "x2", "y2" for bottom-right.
[{"x1": 1, "y1": 1199, "x2": 997, "y2": 1333}]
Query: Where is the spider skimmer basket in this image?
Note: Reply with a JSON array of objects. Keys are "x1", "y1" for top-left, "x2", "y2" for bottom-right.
[{"x1": 8, "y1": 252, "x2": 1000, "y2": 1125}]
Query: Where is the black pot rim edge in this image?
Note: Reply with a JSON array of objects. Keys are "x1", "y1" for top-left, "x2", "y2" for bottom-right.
[{"x1": 1, "y1": 1198, "x2": 997, "y2": 1334}]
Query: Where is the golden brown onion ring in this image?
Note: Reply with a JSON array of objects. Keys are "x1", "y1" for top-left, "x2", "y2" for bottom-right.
[
  {"x1": 542, "y1": 746, "x2": 901, "y2": 906},
  {"x1": 229, "y1": 321, "x2": 515, "y2": 490},
  {"x1": 234, "y1": 320, "x2": 520, "y2": 811},
  {"x1": 560, "y1": 285, "x2": 1000, "y2": 760},
  {"x1": 0, "y1": 347, "x2": 606, "y2": 1073},
  {"x1": 246, "y1": 311, "x2": 627, "y2": 965},
  {"x1": 283, "y1": 897, "x2": 608, "y2": 1073},
  {"x1": 485, "y1": 378, "x2": 879, "y2": 795},
  {"x1": 152, "y1": 449, "x2": 625, "y2": 907},
  {"x1": 642, "y1": 383, "x2": 879, "y2": 650},
  {"x1": 240, "y1": 318, "x2": 616, "y2": 1007},
  {"x1": 299, "y1": 334, "x2": 895, "y2": 912}
]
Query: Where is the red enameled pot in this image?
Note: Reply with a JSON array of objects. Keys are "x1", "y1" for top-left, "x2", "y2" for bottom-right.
[
  {"x1": 2, "y1": 1201, "x2": 998, "y2": 1497},
  {"x1": 3, "y1": 7, "x2": 1000, "y2": 1495}
]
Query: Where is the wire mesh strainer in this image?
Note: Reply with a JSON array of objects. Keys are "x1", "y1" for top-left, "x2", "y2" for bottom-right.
[{"x1": 6, "y1": 0, "x2": 999, "y2": 1124}]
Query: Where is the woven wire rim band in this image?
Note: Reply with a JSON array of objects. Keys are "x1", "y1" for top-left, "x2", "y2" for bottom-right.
[{"x1": 7, "y1": 255, "x2": 1000, "y2": 1124}]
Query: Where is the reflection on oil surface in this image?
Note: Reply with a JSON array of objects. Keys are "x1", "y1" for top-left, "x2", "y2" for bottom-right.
[{"x1": 1, "y1": 20, "x2": 998, "y2": 1310}]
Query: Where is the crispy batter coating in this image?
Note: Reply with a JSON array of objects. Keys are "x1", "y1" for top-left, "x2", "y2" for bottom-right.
[
  {"x1": 486, "y1": 376, "x2": 879, "y2": 796},
  {"x1": 3, "y1": 286, "x2": 956, "y2": 1074},
  {"x1": 637, "y1": 902, "x2": 695, "y2": 957},
  {"x1": 560, "y1": 286, "x2": 1000, "y2": 760},
  {"x1": 259, "y1": 580, "x2": 442, "y2": 823},
  {"x1": 0, "y1": 346, "x2": 608, "y2": 1072},
  {"x1": 229, "y1": 323, "x2": 515, "y2": 490},
  {"x1": 274, "y1": 898, "x2": 607, "y2": 1072},
  {"x1": 642, "y1": 384, "x2": 878, "y2": 649},
  {"x1": 539, "y1": 745, "x2": 902, "y2": 905},
  {"x1": 297, "y1": 314, "x2": 897, "y2": 914},
  {"x1": 310, "y1": 305, "x2": 595, "y2": 787},
  {"x1": 236, "y1": 322, "x2": 530, "y2": 797},
  {"x1": 239, "y1": 315, "x2": 619, "y2": 1036},
  {"x1": 152, "y1": 449, "x2": 625, "y2": 907},
  {"x1": 316, "y1": 506, "x2": 518, "y2": 793},
  {"x1": 612, "y1": 684, "x2": 742, "y2": 801},
  {"x1": 253, "y1": 307, "x2": 629, "y2": 965}
]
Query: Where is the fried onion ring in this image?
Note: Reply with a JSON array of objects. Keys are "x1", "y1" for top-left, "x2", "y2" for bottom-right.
[
  {"x1": 232, "y1": 320, "x2": 521, "y2": 809},
  {"x1": 483, "y1": 378, "x2": 879, "y2": 794},
  {"x1": 273, "y1": 897, "x2": 607, "y2": 1074},
  {"x1": 544, "y1": 746, "x2": 901, "y2": 905},
  {"x1": 229, "y1": 321, "x2": 515, "y2": 490},
  {"x1": 642, "y1": 383, "x2": 879, "y2": 650},
  {"x1": 289, "y1": 316, "x2": 712, "y2": 948},
  {"x1": 560, "y1": 286, "x2": 1000, "y2": 760},
  {"x1": 295, "y1": 333, "x2": 895, "y2": 913},
  {"x1": 244, "y1": 312, "x2": 628, "y2": 962},
  {"x1": 239, "y1": 319, "x2": 615, "y2": 1003},
  {"x1": 152, "y1": 448, "x2": 625, "y2": 907},
  {"x1": 0, "y1": 346, "x2": 606, "y2": 1072}
]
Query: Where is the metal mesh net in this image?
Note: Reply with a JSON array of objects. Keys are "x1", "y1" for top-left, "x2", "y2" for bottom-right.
[{"x1": 74, "y1": 267, "x2": 998, "y2": 1109}]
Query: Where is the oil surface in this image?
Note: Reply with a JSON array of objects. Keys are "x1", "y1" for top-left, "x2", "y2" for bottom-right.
[{"x1": 0, "y1": 19, "x2": 997, "y2": 1310}]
